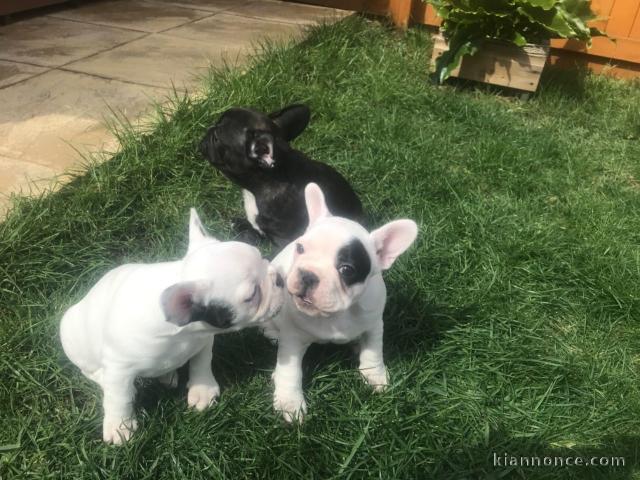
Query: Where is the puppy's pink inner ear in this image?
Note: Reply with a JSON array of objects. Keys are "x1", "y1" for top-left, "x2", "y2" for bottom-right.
[
  {"x1": 161, "y1": 282, "x2": 197, "y2": 326},
  {"x1": 370, "y1": 220, "x2": 418, "y2": 270}
]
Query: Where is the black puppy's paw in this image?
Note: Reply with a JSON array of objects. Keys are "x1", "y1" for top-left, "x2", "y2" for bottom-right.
[
  {"x1": 232, "y1": 217, "x2": 265, "y2": 246},
  {"x1": 235, "y1": 229, "x2": 266, "y2": 247},
  {"x1": 232, "y1": 216, "x2": 252, "y2": 231}
]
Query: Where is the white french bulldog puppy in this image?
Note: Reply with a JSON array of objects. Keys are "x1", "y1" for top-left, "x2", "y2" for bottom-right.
[
  {"x1": 264, "y1": 183, "x2": 418, "y2": 422},
  {"x1": 60, "y1": 209, "x2": 284, "y2": 444}
]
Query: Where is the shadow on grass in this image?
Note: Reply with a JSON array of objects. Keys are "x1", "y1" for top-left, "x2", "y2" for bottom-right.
[
  {"x1": 211, "y1": 280, "x2": 473, "y2": 393},
  {"x1": 132, "y1": 277, "x2": 475, "y2": 414},
  {"x1": 538, "y1": 64, "x2": 590, "y2": 101}
]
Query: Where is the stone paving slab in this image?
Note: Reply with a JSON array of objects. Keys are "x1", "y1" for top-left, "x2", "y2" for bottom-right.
[
  {"x1": 64, "y1": 31, "x2": 250, "y2": 89},
  {"x1": 229, "y1": 0, "x2": 348, "y2": 25},
  {"x1": 0, "y1": 16, "x2": 145, "y2": 67},
  {"x1": 0, "y1": 155, "x2": 59, "y2": 202},
  {"x1": 0, "y1": 69, "x2": 165, "y2": 169},
  {"x1": 0, "y1": 60, "x2": 48, "y2": 88},
  {"x1": 0, "y1": 0, "x2": 349, "y2": 217},
  {"x1": 165, "y1": 12, "x2": 303, "y2": 48},
  {"x1": 150, "y1": 0, "x2": 251, "y2": 13},
  {"x1": 48, "y1": 0, "x2": 212, "y2": 33}
]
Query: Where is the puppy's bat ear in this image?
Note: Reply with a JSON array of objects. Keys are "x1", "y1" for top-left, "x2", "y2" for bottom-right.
[
  {"x1": 161, "y1": 281, "x2": 200, "y2": 326},
  {"x1": 161, "y1": 281, "x2": 235, "y2": 329},
  {"x1": 188, "y1": 208, "x2": 218, "y2": 254},
  {"x1": 304, "y1": 183, "x2": 330, "y2": 226},
  {"x1": 269, "y1": 104, "x2": 311, "y2": 141},
  {"x1": 369, "y1": 220, "x2": 418, "y2": 270}
]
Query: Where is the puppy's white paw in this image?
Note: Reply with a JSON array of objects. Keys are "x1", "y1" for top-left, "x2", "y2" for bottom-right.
[
  {"x1": 273, "y1": 390, "x2": 307, "y2": 423},
  {"x1": 361, "y1": 367, "x2": 389, "y2": 392},
  {"x1": 187, "y1": 383, "x2": 220, "y2": 411},
  {"x1": 103, "y1": 417, "x2": 138, "y2": 445},
  {"x1": 158, "y1": 371, "x2": 178, "y2": 389}
]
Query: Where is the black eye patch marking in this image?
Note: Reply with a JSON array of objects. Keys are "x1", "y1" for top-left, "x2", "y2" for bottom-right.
[
  {"x1": 190, "y1": 302, "x2": 235, "y2": 329},
  {"x1": 336, "y1": 238, "x2": 371, "y2": 287}
]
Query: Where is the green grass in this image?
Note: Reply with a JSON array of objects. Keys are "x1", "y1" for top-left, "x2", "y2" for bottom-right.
[{"x1": 2, "y1": 16, "x2": 640, "y2": 479}]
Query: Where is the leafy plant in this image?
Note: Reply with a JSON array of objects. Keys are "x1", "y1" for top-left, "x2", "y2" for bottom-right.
[{"x1": 427, "y1": 0, "x2": 603, "y2": 83}]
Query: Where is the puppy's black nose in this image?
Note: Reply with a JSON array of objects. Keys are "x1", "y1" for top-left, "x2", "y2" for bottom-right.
[
  {"x1": 254, "y1": 139, "x2": 270, "y2": 156},
  {"x1": 249, "y1": 132, "x2": 273, "y2": 155},
  {"x1": 275, "y1": 273, "x2": 284, "y2": 288},
  {"x1": 299, "y1": 269, "x2": 319, "y2": 294}
]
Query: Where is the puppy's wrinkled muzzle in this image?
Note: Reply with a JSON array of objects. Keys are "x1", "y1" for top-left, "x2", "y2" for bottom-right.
[
  {"x1": 248, "y1": 132, "x2": 274, "y2": 168},
  {"x1": 289, "y1": 268, "x2": 318, "y2": 303}
]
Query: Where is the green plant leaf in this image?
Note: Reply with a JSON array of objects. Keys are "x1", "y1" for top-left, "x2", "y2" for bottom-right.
[
  {"x1": 517, "y1": 5, "x2": 576, "y2": 37},
  {"x1": 425, "y1": 0, "x2": 601, "y2": 45},
  {"x1": 512, "y1": 31, "x2": 527, "y2": 46},
  {"x1": 435, "y1": 36, "x2": 479, "y2": 83},
  {"x1": 518, "y1": 0, "x2": 558, "y2": 9},
  {"x1": 562, "y1": 0, "x2": 596, "y2": 20}
]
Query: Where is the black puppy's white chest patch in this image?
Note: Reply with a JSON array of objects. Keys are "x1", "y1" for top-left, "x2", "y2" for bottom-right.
[
  {"x1": 336, "y1": 239, "x2": 371, "y2": 286},
  {"x1": 242, "y1": 189, "x2": 264, "y2": 234}
]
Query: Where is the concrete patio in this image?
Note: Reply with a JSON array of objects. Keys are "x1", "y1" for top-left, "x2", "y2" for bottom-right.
[{"x1": 0, "y1": 0, "x2": 347, "y2": 215}]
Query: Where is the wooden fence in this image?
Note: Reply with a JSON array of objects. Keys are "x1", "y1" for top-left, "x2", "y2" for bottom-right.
[{"x1": 297, "y1": 0, "x2": 640, "y2": 78}]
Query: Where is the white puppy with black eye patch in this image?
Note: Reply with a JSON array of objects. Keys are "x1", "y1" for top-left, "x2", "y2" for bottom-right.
[
  {"x1": 264, "y1": 183, "x2": 418, "y2": 422},
  {"x1": 59, "y1": 209, "x2": 284, "y2": 444}
]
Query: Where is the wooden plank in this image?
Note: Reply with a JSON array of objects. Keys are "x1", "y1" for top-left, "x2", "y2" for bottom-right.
[
  {"x1": 411, "y1": 1, "x2": 438, "y2": 26},
  {"x1": 431, "y1": 33, "x2": 548, "y2": 91},
  {"x1": 604, "y1": 0, "x2": 640, "y2": 37},
  {"x1": 389, "y1": 0, "x2": 412, "y2": 28},
  {"x1": 424, "y1": 3, "x2": 441, "y2": 25},
  {"x1": 627, "y1": 3, "x2": 640, "y2": 38},
  {"x1": 590, "y1": 0, "x2": 616, "y2": 32},
  {"x1": 552, "y1": 36, "x2": 640, "y2": 63},
  {"x1": 549, "y1": 49, "x2": 640, "y2": 79}
]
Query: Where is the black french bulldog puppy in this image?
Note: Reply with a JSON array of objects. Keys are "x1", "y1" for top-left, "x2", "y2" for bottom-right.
[{"x1": 199, "y1": 104, "x2": 364, "y2": 247}]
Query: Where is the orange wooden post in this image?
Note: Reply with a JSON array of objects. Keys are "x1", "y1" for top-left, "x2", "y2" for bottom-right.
[
  {"x1": 389, "y1": 0, "x2": 413, "y2": 29},
  {"x1": 410, "y1": 2, "x2": 442, "y2": 26}
]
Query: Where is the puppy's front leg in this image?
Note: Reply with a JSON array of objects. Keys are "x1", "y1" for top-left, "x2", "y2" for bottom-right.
[
  {"x1": 358, "y1": 322, "x2": 388, "y2": 392},
  {"x1": 187, "y1": 335, "x2": 220, "y2": 411},
  {"x1": 273, "y1": 337, "x2": 309, "y2": 423},
  {"x1": 101, "y1": 369, "x2": 137, "y2": 445}
]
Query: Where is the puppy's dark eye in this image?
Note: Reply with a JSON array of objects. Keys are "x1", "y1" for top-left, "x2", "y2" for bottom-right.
[
  {"x1": 296, "y1": 243, "x2": 304, "y2": 254},
  {"x1": 338, "y1": 264, "x2": 355, "y2": 279},
  {"x1": 244, "y1": 285, "x2": 260, "y2": 303}
]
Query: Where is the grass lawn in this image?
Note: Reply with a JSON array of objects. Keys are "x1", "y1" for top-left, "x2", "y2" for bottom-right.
[{"x1": 2, "y1": 16, "x2": 640, "y2": 480}]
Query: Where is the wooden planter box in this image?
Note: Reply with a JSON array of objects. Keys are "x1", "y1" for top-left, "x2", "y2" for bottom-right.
[{"x1": 430, "y1": 33, "x2": 550, "y2": 92}]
